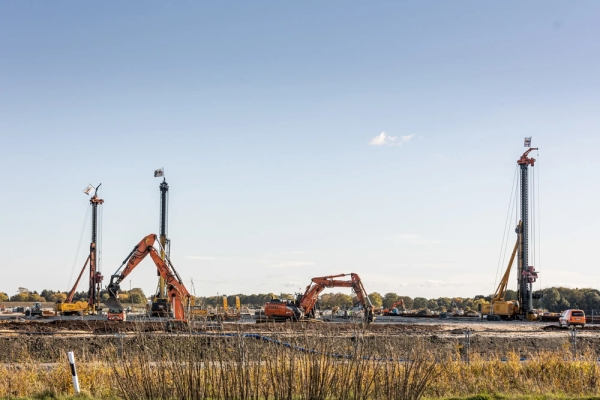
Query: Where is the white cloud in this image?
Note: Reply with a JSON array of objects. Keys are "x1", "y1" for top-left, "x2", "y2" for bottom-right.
[
  {"x1": 272, "y1": 261, "x2": 316, "y2": 269},
  {"x1": 417, "y1": 280, "x2": 473, "y2": 288},
  {"x1": 186, "y1": 256, "x2": 217, "y2": 261},
  {"x1": 390, "y1": 234, "x2": 438, "y2": 244},
  {"x1": 284, "y1": 281, "x2": 302, "y2": 288},
  {"x1": 369, "y1": 132, "x2": 414, "y2": 147}
]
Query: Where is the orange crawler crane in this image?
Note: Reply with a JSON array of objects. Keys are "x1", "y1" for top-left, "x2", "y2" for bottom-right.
[
  {"x1": 264, "y1": 273, "x2": 375, "y2": 323},
  {"x1": 105, "y1": 234, "x2": 191, "y2": 324}
]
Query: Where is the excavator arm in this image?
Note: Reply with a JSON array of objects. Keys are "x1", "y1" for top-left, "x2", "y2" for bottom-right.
[
  {"x1": 106, "y1": 234, "x2": 191, "y2": 321},
  {"x1": 299, "y1": 273, "x2": 374, "y2": 322}
]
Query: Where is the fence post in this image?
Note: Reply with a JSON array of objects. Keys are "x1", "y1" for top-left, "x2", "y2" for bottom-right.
[
  {"x1": 67, "y1": 351, "x2": 80, "y2": 394},
  {"x1": 463, "y1": 329, "x2": 471, "y2": 364},
  {"x1": 570, "y1": 327, "x2": 577, "y2": 357}
]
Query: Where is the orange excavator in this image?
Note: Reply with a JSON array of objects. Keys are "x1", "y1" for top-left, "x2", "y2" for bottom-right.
[
  {"x1": 264, "y1": 273, "x2": 375, "y2": 323},
  {"x1": 382, "y1": 299, "x2": 405, "y2": 316},
  {"x1": 105, "y1": 234, "x2": 191, "y2": 323}
]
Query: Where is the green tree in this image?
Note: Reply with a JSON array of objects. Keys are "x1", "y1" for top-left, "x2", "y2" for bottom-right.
[
  {"x1": 541, "y1": 288, "x2": 561, "y2": 311},
  {"x1": 332, "y1": 293, "x2": 353, "y2": 308},
  {"x1": 427, "y1": 299, "x2": 439, "y2": 311},
  {"x1": 368, "y1": 292, "x2": 383, "y2": 308},
  {"x1": 437, "y1": 297, "x2": 452, "y2": 309},
  {"x1": 0, "y1": 292, "x2": 8, "y2": 302},
  {"x1": 413, "y1": 297, "x2": 428, "y2": 309},
  {"x1": 130, "y1": 288, "x2": 147, "y2": 299},
  {"x1": 382, "y1": 293, "x2": 399, "y2": 308},
  {"x1": 27, "y1": 293, "x2": 45, "y2": 302},
  {"x1": 49, "y1": 293, "x2": 67, "y2": 303},
  {"x1": 584, "y1": 291, "x2": 600, "y2": 311},
  {"x1": 10, "y1": 293, "x2": 29, "y2": 302},
  {"x1": 129, "y1": 293, "x2": 145, "y2": 304},
  {"x1": 400, "y1": 296, "x2": 414, "y2": 310}
]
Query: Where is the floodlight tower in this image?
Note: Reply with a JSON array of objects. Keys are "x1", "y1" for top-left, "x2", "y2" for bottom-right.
[{"x1": 516, "y1": 138, "x2": 539, "y2": 318}]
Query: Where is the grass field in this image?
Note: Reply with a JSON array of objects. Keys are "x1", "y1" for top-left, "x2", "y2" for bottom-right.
[{"x1": 0, "y1": 325, "x2": 599, "y2": 400}]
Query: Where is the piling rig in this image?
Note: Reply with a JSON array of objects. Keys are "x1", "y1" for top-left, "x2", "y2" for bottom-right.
[
  {"x1": 481, "y1": 143, "x2": 541, "y2": 321},
  {"x1": 517, "y1": 147, "x2": 541, "y2": 320},
  {"x1": 55, "y1": 184, "x2": 104, "y2": 316},
  {"x1": 264, "y1": 273, "x2": 375, "y2": 323}
]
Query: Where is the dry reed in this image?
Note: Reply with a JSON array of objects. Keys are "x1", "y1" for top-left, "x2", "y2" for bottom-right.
[{"x1": 0, "y1": 326, "x2": 598, "y2": 399}]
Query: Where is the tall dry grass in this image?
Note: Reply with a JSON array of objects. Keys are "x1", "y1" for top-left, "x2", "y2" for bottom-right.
[{"x1": 0, "y1": 327, "x2": 599, "y2": 399}]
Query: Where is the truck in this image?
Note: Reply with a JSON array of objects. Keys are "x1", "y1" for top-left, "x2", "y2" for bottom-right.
[{"x1": 26, "y1": 302, "x2": 43, "y2": 317}]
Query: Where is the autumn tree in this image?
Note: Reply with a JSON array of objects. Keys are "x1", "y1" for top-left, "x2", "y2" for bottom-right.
[{"x1": 368, "y1": 292, "x2": 383, "y2": 308}]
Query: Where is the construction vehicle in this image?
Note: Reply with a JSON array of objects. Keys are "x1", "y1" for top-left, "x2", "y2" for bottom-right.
[
  {"x1": 56, "y1": 184, "x2": 104, "y2": 316},
  {"x1": 480, "y1": 226, "x2": 521, "y2": 320},
  {"x1": 105, "y1": 234, "x2": 191, "y2": 324},
  {"x1": 481, "y1": 142, "x2": 542, "y2": 321},
  {"x1": 264, "y1": 273, "x2": 375, "y2": 323},
  {"x1": 26, "y1": 302, "x2": 43, "y2": 317},
  {"x1": 383, "y1": 299, "x2": 405, "y2": 316},
  {"x1": 150, "y1": 171, "x2": 172, "y2": 317},
  {"x1": 191, "y1": 295, "x2": 242, "y2": 320}
]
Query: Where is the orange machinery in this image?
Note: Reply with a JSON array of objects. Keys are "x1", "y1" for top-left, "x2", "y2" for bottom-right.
[
  {"x1": 264, "y1": 273, "x2": 375, "y2": 323},
  {"x1": 105, "y1": 234, "x2": 191, "y2": 322},
  {"x1": 382, "y1": 299, "x2": 405, "y2": 316}
]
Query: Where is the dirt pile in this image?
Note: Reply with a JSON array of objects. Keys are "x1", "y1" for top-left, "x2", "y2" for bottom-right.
[{"x1": 0, "y1": 320, "x2": 165, "y2": 333}]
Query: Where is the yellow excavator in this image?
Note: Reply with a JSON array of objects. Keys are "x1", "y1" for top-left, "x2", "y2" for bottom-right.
[{"x1": 479, "y1": 222, "x2": 521, "y2": 321}]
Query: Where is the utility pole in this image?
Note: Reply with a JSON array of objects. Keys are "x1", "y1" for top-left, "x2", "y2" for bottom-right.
[
  {"x1": 88, "y1": 184, "x2": 104, "y2": 314},
  {"x1": 517, "y1": 139, "x2": 539, "y2": 319}
]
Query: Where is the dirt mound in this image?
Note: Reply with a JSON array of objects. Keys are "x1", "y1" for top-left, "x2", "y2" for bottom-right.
[
  {"x1": 0, "y1": 320, "x2": 165, "y2": 333},
  {"x1": 542, "y1": 324, "x2": 600, "y2": 331}
]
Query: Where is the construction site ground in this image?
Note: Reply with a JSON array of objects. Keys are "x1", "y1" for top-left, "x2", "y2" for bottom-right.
[{"x1": 0, "y1": 314, "x2": 598, "y2": 362}]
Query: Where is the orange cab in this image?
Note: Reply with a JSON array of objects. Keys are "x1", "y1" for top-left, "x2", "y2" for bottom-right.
[{"x1": 559, "y1": 309, "x2": 585, "y2": 328}]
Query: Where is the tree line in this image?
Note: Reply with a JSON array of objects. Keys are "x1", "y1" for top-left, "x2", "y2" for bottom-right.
[
  {"x1": 196, "y1": 287, "x2": 600, "y2": 313},
  {"x1": 3, "y1": 287, "x2": 600, "y2": 313},
  {"x1": 0, "y1": 288, "x2": 148, "y2": 305}
]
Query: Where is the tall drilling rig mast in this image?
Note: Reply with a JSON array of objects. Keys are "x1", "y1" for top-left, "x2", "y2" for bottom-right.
[
  {"x1": 516, "y1": 140, "x2": 540, "y2": 319},
  {"x1": 151, "y1": 168, "x2": 171, "y2": 317},
  {"x1": 88, "y1": 184, "x2": 104, "y2": 314}
]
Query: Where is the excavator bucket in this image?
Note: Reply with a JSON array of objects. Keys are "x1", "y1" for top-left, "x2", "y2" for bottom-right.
[{"x1": 104, "y1": 286, "x2": 124, "y2": 312}]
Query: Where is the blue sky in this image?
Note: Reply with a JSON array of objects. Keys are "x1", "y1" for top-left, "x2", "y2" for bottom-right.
[{"x1": 1, "y1": 2, "x2": 599, "y2": 299}]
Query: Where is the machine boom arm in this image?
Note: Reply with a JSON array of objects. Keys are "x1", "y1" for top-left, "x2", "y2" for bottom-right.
[
  {"x1": 299, "y1": 273, "x2": 374, "y2": 318},
  {"x1": 106, "y1": 234, "x2": 190, "y2": 321}
]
